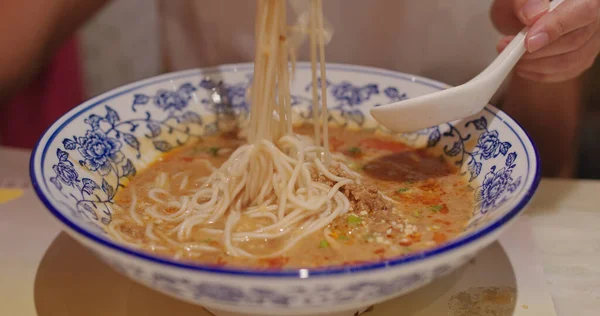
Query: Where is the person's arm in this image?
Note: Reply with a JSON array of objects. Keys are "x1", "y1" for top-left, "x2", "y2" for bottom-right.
[
  {"x1": 490, "y1": 0, "x2": 599, "y2": 177},
  {"x1": 0, "y1": 0, "x2": 109, "y2": 100}
]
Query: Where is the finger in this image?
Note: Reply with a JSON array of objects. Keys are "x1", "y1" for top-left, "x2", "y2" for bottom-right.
[
  {"x1": 491, "y1": 0, "x2": 527, "y2": 34},
  {"x1": 526, "y1": 0, "x2": 600, "y2": 52},
  {"x1": 516, "y1": 0, "x2": 550, "y2": 25},
  {"x1": 517, "y1": 28, "x2": 600, "y2": 74},
  {"x1": 522, "y1": 20, "x2": 598, "y2": 59},
  {"x1": 497, "y1": 36, "x2": 516, "y2": 53}
]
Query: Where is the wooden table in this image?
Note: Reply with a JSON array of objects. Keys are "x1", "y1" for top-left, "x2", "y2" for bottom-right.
[{"x1": 1, "y1": 146, "x2": 598, "y2": 315}]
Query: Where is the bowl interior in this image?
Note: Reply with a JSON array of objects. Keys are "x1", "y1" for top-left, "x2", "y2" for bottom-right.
[{"x1": 30, "y1": 63, "x2": 539, "y2": 275}]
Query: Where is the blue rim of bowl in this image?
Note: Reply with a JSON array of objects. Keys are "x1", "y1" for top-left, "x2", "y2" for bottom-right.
[{"x1": 29, "y1": 63, "x2": 542, "y2": 278}]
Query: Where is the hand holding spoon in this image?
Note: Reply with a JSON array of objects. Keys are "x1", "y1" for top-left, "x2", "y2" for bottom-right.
[{"x1": 370, "y1": 0, "x2": 565, "y2": 133}]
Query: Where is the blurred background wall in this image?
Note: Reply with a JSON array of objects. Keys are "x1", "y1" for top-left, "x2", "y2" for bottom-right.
[{"x1": 79, "y1": 0, "x2": 161, "y2": 98}]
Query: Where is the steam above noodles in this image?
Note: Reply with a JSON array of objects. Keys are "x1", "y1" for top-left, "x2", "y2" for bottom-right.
[{"x1": 108, "y1": 0, "x2": 358, "y2": 259}]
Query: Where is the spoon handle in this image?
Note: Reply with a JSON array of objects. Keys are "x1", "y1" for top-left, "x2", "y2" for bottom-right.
[{"x1": 472, "y1": 0, "x2": 566, "y2": 83}]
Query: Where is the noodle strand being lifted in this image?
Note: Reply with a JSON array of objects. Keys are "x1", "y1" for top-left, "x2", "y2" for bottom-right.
[{"x1": 108, "y1": 0, "x2": 357, "y2": 259}]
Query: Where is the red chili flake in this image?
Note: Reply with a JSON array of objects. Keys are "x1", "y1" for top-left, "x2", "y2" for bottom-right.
[
  {"x1": 260, "y1": 256, "x2": 290, "y2": 269},
  {"x1": 163, "y1": 208, "x2": 179, "y2": 214},
  {"x1": 374, "y1": 248, "x2": 385, "y2": 255},
  {"x1": 433, "y1": 219, "x2": 452, "y2": 226},
  {"x1": 440, "y1": 204, "x2": 449, "y2": 214},
  {"x1": 215, "y1": 257, "x2": 227, "y2": 267},
  {"x1": 342, "y1": 260, "x2": 369, "y2": 265},
  {"x1": 329, "y1": 137, "x2": 344, "y2": 151},
  {"x1": 181, "y1": 156, "x2": 194, "y2": 162},
  {"x1": 419, "y1": 194, "x2": 443, "y2": 205},
  {"x1": 399, "y1": 239, "x2": 413, "y2": 247},
  {"x1": 433, "y1": 232, "x2": 448, "y2": 244},
  {"x1": 408, "y1": 233, "x2": 421, "y2": 242},
  {"x1": 419, "y1": 179, "x2": 440, "y2": 191}
]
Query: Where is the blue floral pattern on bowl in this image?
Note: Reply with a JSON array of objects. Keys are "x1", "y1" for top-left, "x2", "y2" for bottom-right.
[{"x1": 30, "y1": 63, "x2": 539, "y2": 315}]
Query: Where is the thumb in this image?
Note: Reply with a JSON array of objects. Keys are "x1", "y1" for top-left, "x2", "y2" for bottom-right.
[{"x1": 515, "y1": 0, "x2": 550, "y2": 25}]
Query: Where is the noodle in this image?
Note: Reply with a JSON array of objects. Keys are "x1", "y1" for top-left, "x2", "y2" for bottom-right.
[
  {"x1": 108, "y1": 0, "x2": 351, "y2": 259},
  {"x1": 309, "y1": 0, "x2": 321, "y2": 147},
  {"x1": 316, "y1": 0, "x2": 331, "y2": 164},
  {"x1": 128, "y1": 187, "x2": 143, "y2": 225}
]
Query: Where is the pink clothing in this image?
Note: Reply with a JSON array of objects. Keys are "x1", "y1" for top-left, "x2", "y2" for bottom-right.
[{"x1": 0, "y1": 37, "x2": 84, "y2": 149}]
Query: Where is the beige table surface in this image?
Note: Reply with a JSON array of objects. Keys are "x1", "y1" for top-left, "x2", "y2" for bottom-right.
[{"x1": 1, "y1": 146, "x2": 599, "y2": 316}]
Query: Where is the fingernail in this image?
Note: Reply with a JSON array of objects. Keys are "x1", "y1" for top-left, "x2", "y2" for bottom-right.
[
  {"x1": 521, "y1": 0, "x2": 548, "y2": 23},
  {"x1": 527, "y1": 32, "x2": 549, "y2": 52}
]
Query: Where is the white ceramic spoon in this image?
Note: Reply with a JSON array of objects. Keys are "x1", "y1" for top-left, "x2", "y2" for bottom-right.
[{"x1": 370, "y1": 0, "x2": 565, "y2": 133}]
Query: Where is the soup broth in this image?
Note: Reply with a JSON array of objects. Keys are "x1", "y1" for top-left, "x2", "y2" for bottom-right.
[{"x1": 112, "y1": 127, "x2": 475, "y2": 269}]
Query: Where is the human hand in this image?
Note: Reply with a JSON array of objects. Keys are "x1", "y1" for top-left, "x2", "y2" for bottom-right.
[{"x1": 493, "y1": 0, "x2": 600, "y2": 83}]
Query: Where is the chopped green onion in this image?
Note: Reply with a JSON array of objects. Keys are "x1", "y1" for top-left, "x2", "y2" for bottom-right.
[
  {"x1": 430, "y1": 205, "x2": 443, "y2": 212},
  {"x1": 192, "y1": 147, "x2": 220, "y2": 157},
  {"x1": 405, "y1": 180, "x2": 414, "y2": 185},
  {"x1": 207, "y1": 147, "x2": 220, "y2": 157},
  {"x1": 348, "y1": 214, "x2": 362, "y2": 225},
  {"x1": 319, "y1": 240, "x2": 329, "y2": 248},
  {"x1": 413, "y1": 210, "x2": 421, "y2": 217},
  {"x1": 347, "y1": 162, "x2": 362, "y2": 171},
  {"x1": 201, "y1": 238, "x2": 213, "y2": 243},
  {"x1": 338, "y1": 235, "x2": 349, "y2": 241},
  {"x1": 396, "y1": 188, "x2": 410, "y2": 193},
  {"x1": 348, "y1": 147, "x2": 361, "y2": 154}
]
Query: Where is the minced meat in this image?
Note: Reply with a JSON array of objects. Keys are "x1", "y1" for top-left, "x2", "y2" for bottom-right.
[{"x1": 313, "y1": 165, "x2": 391, "y2": 214}]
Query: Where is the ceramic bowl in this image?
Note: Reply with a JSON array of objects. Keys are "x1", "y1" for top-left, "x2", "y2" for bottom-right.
[{"x1": 30, "y1": 63, "x2": 540, "y2": 316}]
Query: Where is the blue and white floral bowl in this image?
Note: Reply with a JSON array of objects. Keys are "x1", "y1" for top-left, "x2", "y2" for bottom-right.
[{"x1": 30, "y1": 63, "x2": 540, "y2": 316}]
